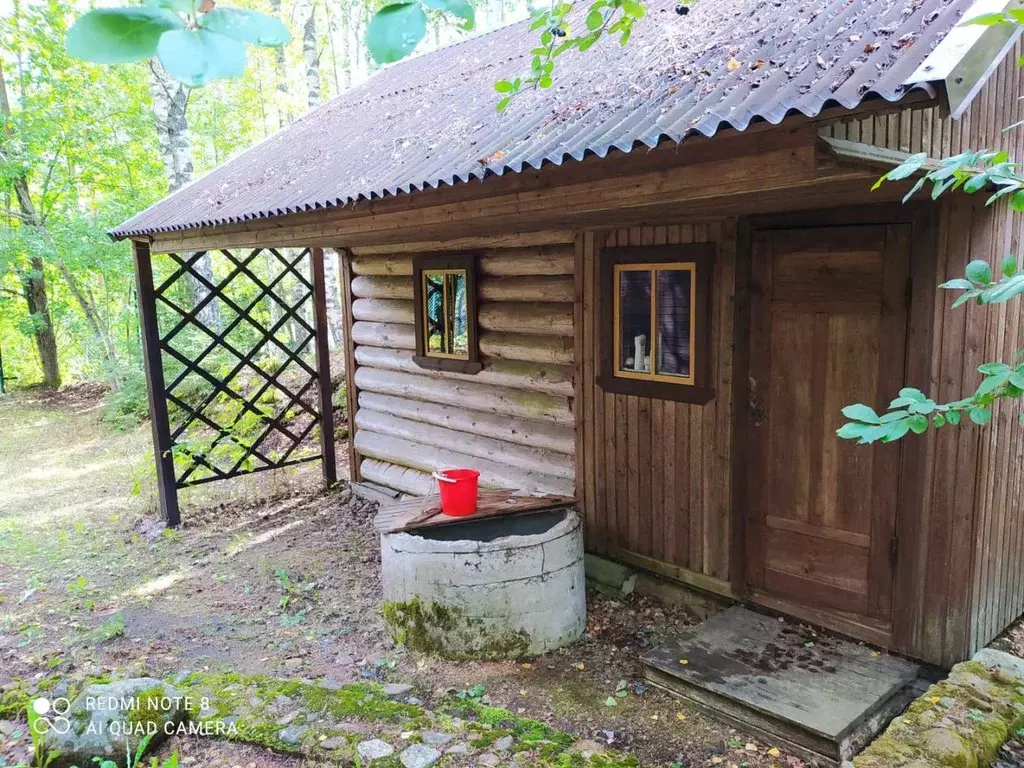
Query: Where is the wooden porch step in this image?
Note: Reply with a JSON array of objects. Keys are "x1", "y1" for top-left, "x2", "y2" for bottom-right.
[{"x1": 643, "y1": 607, "x2": 921, "y2": 765}]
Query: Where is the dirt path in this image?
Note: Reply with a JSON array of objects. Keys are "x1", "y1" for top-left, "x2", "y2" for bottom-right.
[{"x1": 0, "y1": 390, "x2": 804, "y2": 767}]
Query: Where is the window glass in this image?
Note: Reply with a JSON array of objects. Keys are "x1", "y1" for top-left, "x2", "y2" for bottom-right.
[
  {"x1": 423, "y1": 269, "x2": 468, "y2": 359},
  {"x1": 656, "y1": 268, "x2": 692, "y2": 379},
  {"x1": 618, "y1": 269, "x2": 652, "y2": 374}
]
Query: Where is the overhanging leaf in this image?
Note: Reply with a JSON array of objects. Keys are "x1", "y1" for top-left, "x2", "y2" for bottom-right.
[
  {"x1": 367, "y1": 2, "x2": 427, "y2": 64},
  {"x1": 157, "y1": 29, "x2": 246, "y2": 86},
  {"x1": 200, "y1": 7, "x2": 291, "y2": 46},
  {"x1": 443, "y1": 0, "x2": 475, "y2": 29},
  {"x1": 66, "y1": 7, "x2": 183, "y2": 64},
  {"x1": 841, "y1": 403, "x2": 881, "y2": 424}
]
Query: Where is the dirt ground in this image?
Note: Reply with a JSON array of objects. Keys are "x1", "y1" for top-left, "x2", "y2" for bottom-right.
[{"x1": 0, "y1": 387, "x2": 807, "y2": 767}]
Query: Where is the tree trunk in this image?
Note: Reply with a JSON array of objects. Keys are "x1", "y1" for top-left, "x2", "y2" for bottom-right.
[
  {"x1": 149, "y1": 60, "x2": 221, "y2": 332},
  {"x1": 301, "y1": 0, "x2": 321, "y2": 109},
  {"x1": 57, "y1": 260, "x2": 120, "y2": 385},
  {"x1": 23, "y1": 256, "x2": 61, "y2": 389},
  {"x1": 0, "y1": 62, "x2": 61, "y2": 389},
  {"x1": 271, "y1": 0, "x2": 293, "y2": 128}
]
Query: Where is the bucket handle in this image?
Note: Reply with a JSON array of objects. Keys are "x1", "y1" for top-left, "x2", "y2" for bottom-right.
[{"x1": 432, "y1": 471, "x2": 456, "y2": 484}]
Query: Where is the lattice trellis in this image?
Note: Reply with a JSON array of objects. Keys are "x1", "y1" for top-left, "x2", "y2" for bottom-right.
[{"x1": 133, "y1": 243, "x2": 336, "y2": 525}]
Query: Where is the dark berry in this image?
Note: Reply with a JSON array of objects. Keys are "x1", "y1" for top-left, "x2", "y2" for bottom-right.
[{"x1": 675, "y1": 3, "x2": 689, "y2": 14}]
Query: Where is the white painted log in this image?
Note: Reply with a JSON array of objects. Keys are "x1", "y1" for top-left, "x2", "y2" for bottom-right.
[
  {"x1": 351, "y1": 321, "x2": 415, "y2": 350},
  {"x1": 357, "y1": 409, "x2": 575, "y2": 480},
  {"x1": 479, "y1": 246, "x2": 575, "y2": 276},
  {"x1": 480, "y1": 276, "x2": 574, "y2": 303},
  {"x1": 361, "y1": 458, "x2": 435, "y2": 496},
  {"x1": 359, "y1": 392, "x2": 576, "y2": 454},
  {"x1": 351, "y1": 275, "x2": 413, "y2": 300},
  {"x1": 354, "y1": 429, "x2": 574, "y2": 496},
  {"x1": 479, "y1": 332, "x2": 574, "y2": 365},
  {"x1": 351, "y1": 257, "x2": 413, "y2": 276},
  {"x1": 354, "y1": 367, "x2": 573, "y2": 424},
  {"x1": 479, "y1": 303, "x2": 573, "y2": 337},
  {"x1": 352, "y1": 298, "x2": 415, "y2": 325},
  {"x1": 355, "y1": 346, "x2": 573, "y2": 397}
]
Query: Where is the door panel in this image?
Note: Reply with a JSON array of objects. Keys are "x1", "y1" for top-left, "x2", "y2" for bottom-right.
[{"x1": 747, "y1": 225, "x2": 910, "y2": 622}]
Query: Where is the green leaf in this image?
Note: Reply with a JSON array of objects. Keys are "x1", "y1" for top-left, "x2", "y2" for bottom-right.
[
  {"x1": 157, "y1": 29, "x2": 246, "y2": 86},
  {"x1": 907, "y1": 414, "x2": 929, "y2": 434},
  {"x1": 939, "y1": 278, "x2": 975, "y2": 291},
  {"x1": 603, "y1": 696, "x2": 618, "y2": 706},
  {"x1": 884, "y1": 153, "x2": 927, "y2": 182},
  {"x1": 836, "y1": 422, "x2": 869, "y2": 440},
  {"x1": 1010, "y1": 372, "x2": 1024, "y2": 390},
  {"x1": 66, "y1": 7, "x2": 183, "y2": 64},
  {"x1": 199, "y1": 8, "x2": 291, "y2": 46},
  {"x1": 443, "y1": 0, "x2": 476, "y2": 29},
  {"x1": 841, "y1": 404, "x2": 881, "y2": 424},
  {"x1": 496, "y1": 96, "x2": 511, "y2": 113},
  {"x1": 495, "y1": 80, "x2": 515, "y2": 94},
  {"x1": 934, "y1": 413, "x2": 946, "y2": 428},
  {"x1": 947, "y1": 409, "x2": 962, "y2": 426},
  {"x1": 586, "y1": 8, "x2": 604, "y2": 29},
  {"x1": 367, "y1": 2, "x2": 427, "y2": 64},
  {"x1": 978, "y1": 362, "x2": 1011, "y2": 376},
  {"x1": 965, "y1": 259, "x2": 993, "y2": 285},
  {"x1": 622, "y1": 0, "x2": 645, "y2": 17},
  {"x1": 880, "y1": 410, "x2": 909, "y2": 423},
  {"x1": 970, "y1": 406, "x2": 992, "y2": 426},
  {"x1": 145, "y1": 0, "x2": 200, "y2": 14},
  {"x1": 881, "y1": 420, "x2": 911, "y2": 442},
  {"x1": 898, "y1": 387, "x2": 927, "y2": 402},
  {"x1": 1001, "y1": 254, "x2": 1019, "y2": 278},
  {"x1": 965, "y1": 11, "x2": 1009, "y2": 25},
  {"x1": 1011, "y1": 189, "x2": 1024, "y2": 212}
]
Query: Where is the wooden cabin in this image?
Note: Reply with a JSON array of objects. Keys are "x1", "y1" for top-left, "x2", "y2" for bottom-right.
[{"x1": 114, "y1": 0, "x2": 1024, "y2": 668}]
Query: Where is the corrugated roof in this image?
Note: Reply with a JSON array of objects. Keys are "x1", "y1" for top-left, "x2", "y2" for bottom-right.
[{"x1": 113, "y1": 0, "x2": 974, "y2": 239}]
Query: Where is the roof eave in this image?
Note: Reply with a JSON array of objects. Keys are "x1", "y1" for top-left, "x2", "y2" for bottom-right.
[{"x1": 905, "y1": 0, "x2": 1024, "y2": 119}]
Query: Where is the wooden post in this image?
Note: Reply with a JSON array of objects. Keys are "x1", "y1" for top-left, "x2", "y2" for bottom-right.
[
  {"x1": 133, "y1": 241, "x2": 181, "y2": 527},
  {"x1": 339, "y1": 248, "x2": 361, "y2": 482},
  {"x1": 310, "y1": 247, "x2": 338, "y2": 486}
]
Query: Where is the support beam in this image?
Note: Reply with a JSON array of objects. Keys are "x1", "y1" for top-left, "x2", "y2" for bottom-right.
[
  {"x1": 133, "y1": 240, "x2": 181, "y2": 527},
  {"x1": 310, "y1": 246, "x2": 338, "y2": 486}
]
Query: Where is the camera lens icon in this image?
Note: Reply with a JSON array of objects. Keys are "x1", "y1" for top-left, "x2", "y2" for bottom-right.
[{"x1": 31, "y1": 697, "x2": 72, "y2": 735}]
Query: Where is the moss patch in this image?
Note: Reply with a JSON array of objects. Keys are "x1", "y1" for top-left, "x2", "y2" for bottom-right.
[
  {"x1": 382, "y1": 598, "x2": 530, "y2": 660},
  {"x1": 855, "y1": 660, "x2": 1024, "y2": 768}
]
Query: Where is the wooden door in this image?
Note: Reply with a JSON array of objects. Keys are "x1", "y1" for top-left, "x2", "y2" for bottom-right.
[{"x1": 747, "y1": 225, "x2": 910, "y2": 623}]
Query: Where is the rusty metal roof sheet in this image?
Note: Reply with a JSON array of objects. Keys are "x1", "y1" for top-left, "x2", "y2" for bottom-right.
[{"x1": 113, "y1": 0, "x2": 976, "y2": 239}]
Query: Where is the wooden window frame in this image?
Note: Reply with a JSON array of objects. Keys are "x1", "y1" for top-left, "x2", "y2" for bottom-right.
[
  {"x1": 598, "y1": 244, "x2": 715, "y2": 405},
  {"x1": 412, "y1": 253, "x2": 482, "y2": 374}
]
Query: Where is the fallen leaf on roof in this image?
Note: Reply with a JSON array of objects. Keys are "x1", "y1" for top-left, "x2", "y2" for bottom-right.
[
  {"x1": 750, "y1": 60, "x2": 765, "y2": 70},
  {"x1": 727, "y1": 57, "x2": 741, "y2": 72},
  {"x1": 864, "y1": 42, "x2": 880, "y2": 53}
]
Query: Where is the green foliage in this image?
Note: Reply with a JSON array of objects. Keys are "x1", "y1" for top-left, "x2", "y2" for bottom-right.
[
  {"x1": 840, "y1": 258, "x2": 1024, "y2": 442},
  {"x1": 366, "y1": 0, "x2": 474, "y2": 64},
  {"x1": 66, "y1": 1, "x2": 289, "y2": 87},
  {"x1": 494, "y1": 0, "x2": 659, "y2": 112},
  {"x1": 102, "y1": 369, "x2": 152, "y2": 431}
]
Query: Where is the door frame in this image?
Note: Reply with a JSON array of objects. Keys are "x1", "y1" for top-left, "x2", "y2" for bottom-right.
[{"x1": 731, "y1": 203, "x2": 939, "y2": 652}]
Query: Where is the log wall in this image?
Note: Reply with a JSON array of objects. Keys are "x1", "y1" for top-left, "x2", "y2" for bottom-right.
[
  {"x1": 823, "y1": 41, "x2": 1024, "y2": 666},
  {"x1": 577, "y1": 223, "x2": 737, "y2": 596},
  {"x1": 346, "y1": 239, "x2": 578, "y2": 498}
]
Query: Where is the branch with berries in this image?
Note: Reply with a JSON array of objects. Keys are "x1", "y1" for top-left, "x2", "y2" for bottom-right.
[{"x1": 494, "y1": 0, "x2": 694, "y2": 112}]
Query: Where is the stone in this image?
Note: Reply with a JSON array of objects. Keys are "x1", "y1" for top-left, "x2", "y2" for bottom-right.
[
  {"x1": 421, "y1": 730, "x2": 453, "y2": 747},
  {"x1": 947, "y1": 670, "x2": 998, "y2": 702},
  {"x1": 917, "y1": 710, "x2": 938, "y2": 726},
  {"x1": 40, "y1": 678, "x2": 187, "y2": 768},
  {"x1": 478, "y1": 754, "x2": 501, "y2": 766},
  {"x1": 922, "y1": 728, "x2": 977, "y2": 768},
  {"x1": 337, "y1": 720, "x2": 370, "y2": 734},
  {"x1": 446, "y1": 742, "x2": 469, "y2": 754},
  {"x1": 358, "y1": 739, "x2": 396, "y2": 761},
  {"x1": 383, "y1": 683, "x2": 414, "y2": 697},
  {"x1": 321, "y1": 736, "x2": 347, "y2": 749},
  {"x1": 972, "y1": 648, "x2": 1024, "y2": 682},
  {"x1": 494, "y1": 735, "x2": 514, "y2": 752},
  {"x1": 319, "y1": 678, "x2": 344, "y2": 691},
  {"x1": 940, "y1": 697, "x2": 957, "y2": 709},
  {"x1": 400, "y1": 743, "x2": 441, "y2": 768},
  {"x1": 279, "y1": 724, "x2": 308, "y2": 745},
  {"x1": 277, "y1": 709, "x2": 300, "y2": 725},
  {"x1": 574, "y1": 739, "x2": 607, "y2": 758},
  {"x1": 335, "y1": 654, "x2": 356, "y2": 666}
]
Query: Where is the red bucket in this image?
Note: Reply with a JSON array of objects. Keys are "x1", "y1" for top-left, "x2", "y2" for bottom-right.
[{"x1": 433, "y1": 468, "x2": 480, "y2": 517}]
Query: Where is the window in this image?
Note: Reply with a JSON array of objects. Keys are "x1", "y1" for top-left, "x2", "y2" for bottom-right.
[
  {"x1": 413, "y1": 253, "x2": 481, "y2": 374},
  {"x1": 599, "y1": 244, "x2": 714, "y2": 404}
]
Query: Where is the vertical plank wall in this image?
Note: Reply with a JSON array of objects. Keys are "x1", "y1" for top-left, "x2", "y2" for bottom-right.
[
  {"x1": 824, "y1": 40, "x2": 1024, "y2": 665},
  {"x1": 578, "y1": 223, "x2": 737, "y2": 594},
  {"x1": 345, "y1": 237, "x2": 577, "y2": 498}
]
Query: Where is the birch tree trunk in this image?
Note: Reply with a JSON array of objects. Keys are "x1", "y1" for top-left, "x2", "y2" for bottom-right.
[{"x1": 149, "y1": 60, "x2": 222, "y2": 333}]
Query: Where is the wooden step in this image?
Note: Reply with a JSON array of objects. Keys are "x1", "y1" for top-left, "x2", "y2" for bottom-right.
[{"x1": 643, "y1": 607, "x2": 921, "y2": 765}]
